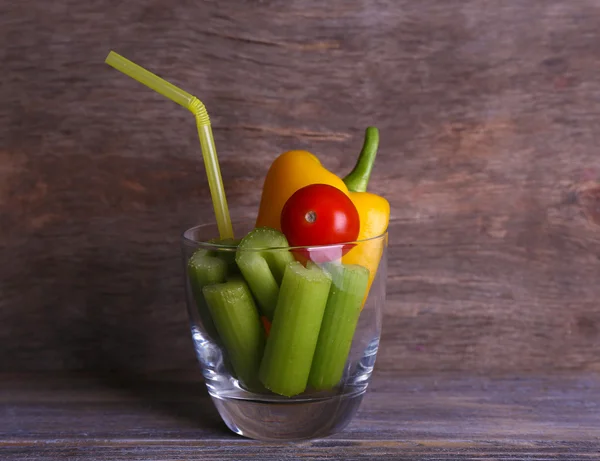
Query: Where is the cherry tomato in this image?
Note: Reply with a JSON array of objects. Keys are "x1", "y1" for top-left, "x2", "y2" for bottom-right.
[
  {"x1": 281, "y1": 184, "x2": 360, "y2": 262},
  {"x1": 261, "y1": 316, "x2": 271, "y2": 336}
]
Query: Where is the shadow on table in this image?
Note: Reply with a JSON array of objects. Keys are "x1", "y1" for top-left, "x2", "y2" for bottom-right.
[{"x1": 96, "y1": 370, "x2": 231, "y2": 437}]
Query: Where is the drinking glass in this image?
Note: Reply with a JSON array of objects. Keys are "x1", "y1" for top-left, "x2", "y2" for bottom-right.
[{"x1": 181, "y1": 220, "x2": 387, "y2": 441}]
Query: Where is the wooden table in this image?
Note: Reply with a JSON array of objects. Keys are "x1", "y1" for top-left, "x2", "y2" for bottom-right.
[{"x1": 3, "y1": 371, "x2": 599, "y2": 460}]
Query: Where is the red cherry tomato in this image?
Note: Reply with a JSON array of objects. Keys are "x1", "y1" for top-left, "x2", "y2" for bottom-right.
[
  {"x1": 261, "y1": 316, "x2": 271, "y2": 336},
  {"x1": 281, "y1": 184, "x2": 360, "y2": 262}
]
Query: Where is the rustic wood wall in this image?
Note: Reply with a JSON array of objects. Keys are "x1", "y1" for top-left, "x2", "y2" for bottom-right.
[{"x1": 2, "y1": 0, "x2": 600, "y2": 373}]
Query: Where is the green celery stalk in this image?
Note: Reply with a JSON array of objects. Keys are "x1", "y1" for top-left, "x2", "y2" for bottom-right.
[
  {"x1": 308, "y1": 263, "x2": 369, "y2": 390},
  {"x1": 203, "y1": 280, "x2": 265, "y2": 389},
  {"x1": 235, "y1": 228, "x2": 295, "y2": 320},
  {"x1": 259, "y1": 261, "x2": 332, "y2": 397},
  {"x1": 187, "y1": 248, "x2": 229, "y2": 339}
]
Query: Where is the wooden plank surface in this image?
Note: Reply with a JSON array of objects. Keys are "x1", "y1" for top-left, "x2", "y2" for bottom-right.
[
  {"x1": 1, "y1": 371, "x2": 599, "y2": 460},
  {"x1": 2, "y1": 0, "x2": 600, "y2": 373}
]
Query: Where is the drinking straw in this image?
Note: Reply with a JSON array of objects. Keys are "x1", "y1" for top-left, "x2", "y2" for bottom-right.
[{"x1": 105, "y1": 51, "x2": 234, "y2": 239}]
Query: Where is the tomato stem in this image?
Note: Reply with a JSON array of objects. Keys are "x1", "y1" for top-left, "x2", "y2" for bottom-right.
[{"x1": 342, "y1": 127, "x2": 379, "y2": 193}]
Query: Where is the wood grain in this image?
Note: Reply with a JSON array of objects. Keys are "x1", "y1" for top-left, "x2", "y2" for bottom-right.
[
  {"x1": 1, "y1": 372, "x2": 600, "y2": 460},
  {"x1": 2, "y1": 0, "x2": 600, "y2": 372}
]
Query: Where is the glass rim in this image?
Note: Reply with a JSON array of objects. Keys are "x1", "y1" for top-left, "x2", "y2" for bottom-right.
[{"x1": 181, "y1": 219, "x2": 388, "y2": 251}]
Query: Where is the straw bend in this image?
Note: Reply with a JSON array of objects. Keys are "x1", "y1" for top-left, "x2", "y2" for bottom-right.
[{"x1": 189, "y1": 97, "x2": 211, "y2": 126}]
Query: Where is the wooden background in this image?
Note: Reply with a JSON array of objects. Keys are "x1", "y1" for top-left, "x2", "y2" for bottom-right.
[{"x1": 2, "y1": 0, "x2": 600, "y2": 374}]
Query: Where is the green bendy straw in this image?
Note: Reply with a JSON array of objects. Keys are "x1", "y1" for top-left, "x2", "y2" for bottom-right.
[{"x1": 105, "y1": 51, "x2": 234, "y2": 240}]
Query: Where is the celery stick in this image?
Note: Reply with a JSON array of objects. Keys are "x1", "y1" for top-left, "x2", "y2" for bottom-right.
[
  {"x1": 187, "y1": 248, "x2": 229, "y2": 338},
  {"x1": 308, "y1": 263, "x2": 369, "y2": 390},
  {"x1": 259, "y1": 261, "x2": 332, "y2": 397},
  {"x1": 203, "y1": 280, "x2": 265, "y2": 389},
  {"x1": 235, "y1": 228, "x2": 295, "y2": 320}
]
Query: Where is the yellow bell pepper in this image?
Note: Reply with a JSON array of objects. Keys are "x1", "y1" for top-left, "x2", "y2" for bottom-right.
[
  {"x1": 255, "y1": 128, "x2": 389, "y2": 306},
  {"x1": 342, "y1": 192, "x2": 389, "y2": 306},
  {"x1": 256, "y1": 150, "x2": 349, "y2": 230}
]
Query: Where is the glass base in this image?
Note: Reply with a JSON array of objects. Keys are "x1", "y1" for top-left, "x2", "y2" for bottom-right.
[{"x1": 209, "y1": 386, "x2": 366, "y2": 441}]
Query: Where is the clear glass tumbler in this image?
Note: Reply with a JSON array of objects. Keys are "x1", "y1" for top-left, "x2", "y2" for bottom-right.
[{"x1": 181, "y1": 220, "x2": 387, "y2": 441}]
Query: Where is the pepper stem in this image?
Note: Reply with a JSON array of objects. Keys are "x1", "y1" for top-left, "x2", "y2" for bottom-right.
[{"x1": 343, "y1": 127, "x2": 379, "y2": 193}]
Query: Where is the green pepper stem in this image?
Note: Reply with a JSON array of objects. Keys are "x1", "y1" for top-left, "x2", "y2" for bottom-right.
[{"x1": 342, "y1": 127, "x2": 379, "y2": 193}]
